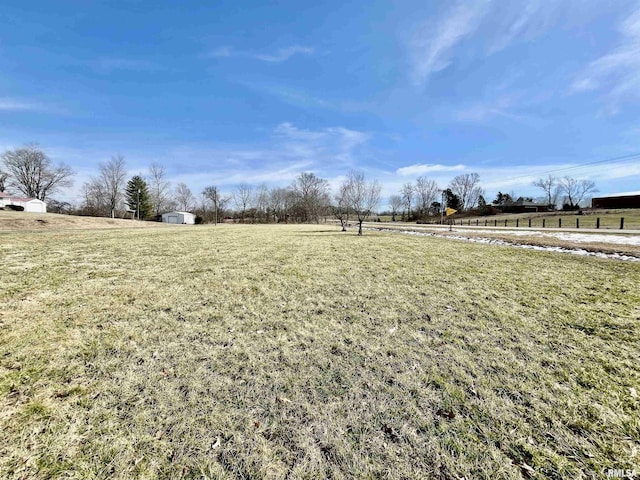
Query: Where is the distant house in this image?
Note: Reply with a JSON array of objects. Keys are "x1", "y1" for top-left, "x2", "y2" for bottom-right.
[
  {"x1": 0, "y1": 192, "x2": 47, "y2": 213},
  {"x1": 161, "y1": 211, "x2": 196, "y2": 224},
  {"x1": 592, "y1": 192, "x2": 640, "y2": 209}
]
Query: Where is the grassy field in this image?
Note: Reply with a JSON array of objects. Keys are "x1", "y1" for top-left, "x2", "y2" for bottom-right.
[{"x1": 1, "y1": 223, "x2": 639, "y2": 479}]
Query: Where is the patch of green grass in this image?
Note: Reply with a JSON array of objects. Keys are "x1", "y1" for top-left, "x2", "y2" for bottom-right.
[{"x1": 1, "y1": 224, "x2": 639, "y2": 479}]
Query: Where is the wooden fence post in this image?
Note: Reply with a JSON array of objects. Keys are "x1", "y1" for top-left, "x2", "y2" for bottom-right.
[
  {"x1": 596, "y1": 217, "x2": 600, "y2": 229},
  {"x1": 620, "y1": 217, "x2": 624, "y2": 229}
]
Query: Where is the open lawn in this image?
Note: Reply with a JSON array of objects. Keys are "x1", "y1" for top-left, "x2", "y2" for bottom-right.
[{"x1": 1, "y1": 223, "x2": 639, "y2": 479}]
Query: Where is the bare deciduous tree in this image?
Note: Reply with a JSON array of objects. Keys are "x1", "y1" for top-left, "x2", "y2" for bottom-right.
[
  {"x1": 87, "y1": 155, "x2": 127, "y2": 218},
  {"x1": 414, "y1": 176, "x2": 440, "y2": 218},
  {"x1": 343, "y1": 170, "x2": 381, "y2": 236},
  {"x1": 558, "y1": 176, "x2": 598, "y2": 208},
  {"x1": 255, "y1": 183, "x2": 270, "y2": 222},
  {"x1": 234, "y1": 183, "x2": 253, "y2": 222},
  {"x1": 1, "y1": 144, "x2": 73, "y2": 201},
  {"x1": 333, "y1": 182, "x2": 350, "y2": 231},
  {"x1": 533, "y1": 175, "x2": 559, "y2": 209},
  {"x1": 389, "y1": 195, "x2": 403, "y2": 222},
  {"x1": 291, "y1": 172, "x2": 330, "y2": 223},
  {"x1": 149, "y1": 162, "x2": 172, "y2": 216},
  {"x1": 400, "y1": 183, "x2": 413, "y2": 220},
  {"x1": 81, "y1": 179, "x2": 108, "y2": 216},
  {"x1": 448, "y1": 173, "x2": 483, "y2": 211},
  {"x1": 203, "y1": 185, "x2": 221, "y2": 225},
  {"x1": 175, "y1": 182, "x2": 195, "y2": 211},
  {"x1": 269, "y1": 187, "x2": 290, "y2": 223}
]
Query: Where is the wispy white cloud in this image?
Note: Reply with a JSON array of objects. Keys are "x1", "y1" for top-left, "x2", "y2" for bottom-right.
[
  {"x1": 410, "y1": 2, "x2": 489, "y2": 85},
  {"x1": 252, "y1": 46, "x2": 314, "y2": 63},
  {"x1": 396, "y1": 163, "x2": 466, "y2": 177},
  {"x1": 408, "y1": 0, "x2": 571, "y2": 86},
  {"x1": 456, "y1": 95, "x2": 531, "y2": 122},
  {"x1": 209, "y1": 46, "x2": 232, "y2": 58},
  {"x1": 274, "y1": 122, "x2": 369, "y2": 165},
  {"x1": 486, "y1": 0, "x2": 562, "y2": 54},
  {"x1": 234, "y1": 80, "x2": 375, "y2": 114},
  {"x1": 102, "y1": 122, "x2": 371, "y2": 198},
  {"x1": 0, "y1": 97, "x2": 64, "y2": 114},
  {"x1": 172, "y1": 160, "x2": 312, "y2": 190},
  {"x1": 207, "y1": 45, "x2": 314, "y2": 63},
  {"x1": 0, "y1": 98, "x2": 42, "y2": 111},
  {"x1": 570, "y1": 5, "x2": 640, "y2": 113}
]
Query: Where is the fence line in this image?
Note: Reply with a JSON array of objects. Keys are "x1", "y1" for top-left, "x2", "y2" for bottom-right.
[{"x1": 434, "y1": 217, "x2": 628, "y2": 230}]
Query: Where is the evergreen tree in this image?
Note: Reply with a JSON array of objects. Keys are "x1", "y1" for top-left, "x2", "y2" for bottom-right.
[
  {"x1": 443, "y1": 188, "x2": 461, "y2": 211},
  {"x1": 126, "y1": 176, "x2": 152, "y2": 219}
]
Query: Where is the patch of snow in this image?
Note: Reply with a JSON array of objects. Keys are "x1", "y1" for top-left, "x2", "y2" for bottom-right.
[
  {"x1": 446, "y1": 228, "x2": 640, "y2": 246},
  {"x1": 367, "y1": 228, "x2": 640, "y2": 262}
]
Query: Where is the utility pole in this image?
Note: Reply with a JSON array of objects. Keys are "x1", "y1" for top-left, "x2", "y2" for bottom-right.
[{"x1": 137, "y1": 188, "x2": 140, "y2": 220}]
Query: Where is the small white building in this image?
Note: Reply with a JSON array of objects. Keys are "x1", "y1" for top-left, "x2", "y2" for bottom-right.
[
  {"x1": 161, "y1": 211, "x2": 196, "y2": 224},
  {"x1": 0, "y1": 192, "x2": 47, "y2": 213}
]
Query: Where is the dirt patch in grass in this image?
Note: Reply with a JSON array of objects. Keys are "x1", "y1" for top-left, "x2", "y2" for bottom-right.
[{"x1": 1, "y1": 224, "x2": 639, "y2": 479}]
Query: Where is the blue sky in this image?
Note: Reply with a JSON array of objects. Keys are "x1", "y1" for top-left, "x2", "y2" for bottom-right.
[{"x1": 2, "y1": 0, "x2": 640, "y2": 205}]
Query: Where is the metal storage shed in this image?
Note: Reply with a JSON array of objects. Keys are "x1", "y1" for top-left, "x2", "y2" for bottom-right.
[{"x1": 161, "y1": 211, "x2": 196, "y2": 224}]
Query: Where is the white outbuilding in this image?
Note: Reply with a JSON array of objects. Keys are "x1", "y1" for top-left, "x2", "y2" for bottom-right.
[
  {"x1": 161, "y1": 211, "x2": 196, "y2": 224},
  {"x1": 0, "y1": 192, "x2": 47, "y2": 213}
]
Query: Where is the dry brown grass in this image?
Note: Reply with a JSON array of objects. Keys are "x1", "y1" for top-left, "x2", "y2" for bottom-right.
[
  {"x1": 363, "y1": 222, "x2": 640, "y2": 258},
  {"x1": 1, "y1": 224, "x2": 639, "y2": 479},
  {"x1": 0, "y1": 210, "x2": 171, "y2": 232}
]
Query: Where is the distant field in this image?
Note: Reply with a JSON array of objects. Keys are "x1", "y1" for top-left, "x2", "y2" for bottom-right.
[
  {"x1": 1, "y1": 224, "x2": 639, "y2": 479},
  {"x1": 380, "y1": 209, "x2": 640, "y2": 230}
]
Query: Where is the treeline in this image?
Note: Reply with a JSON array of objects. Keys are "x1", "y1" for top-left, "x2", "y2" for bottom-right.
[
  {"x1": 0, "y1": 145, "x2": 381, "y2": 229},
  {"x1": 387, "y1": 173, "x2": 484, "y2": 221},
  {"x1": 1, "y1": 144, "x2": 599, "y2": 226}
]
